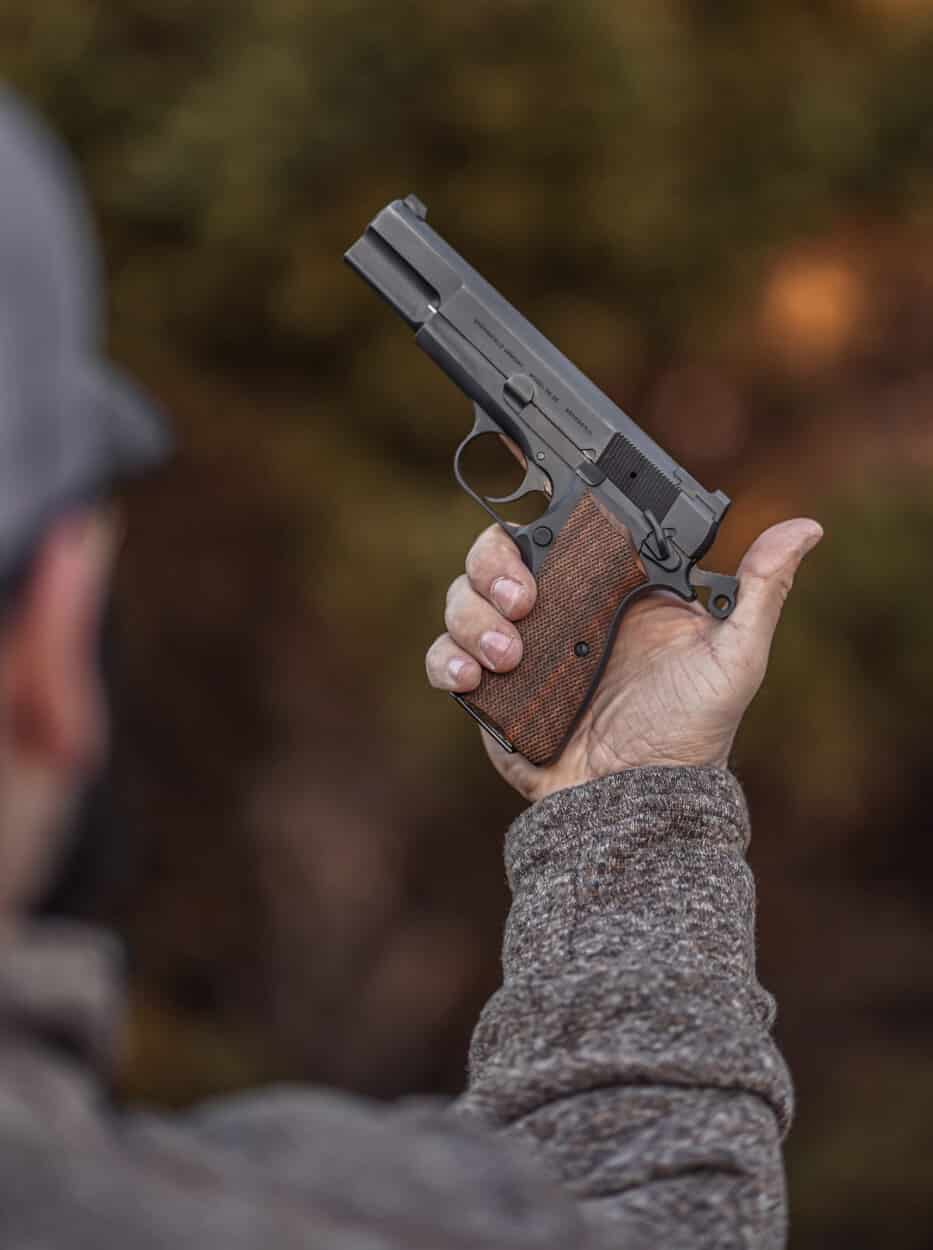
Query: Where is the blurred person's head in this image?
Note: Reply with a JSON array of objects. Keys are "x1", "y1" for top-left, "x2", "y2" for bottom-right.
[{"x1": 0, "y1": 88, "x2": 169, "y2": 919}]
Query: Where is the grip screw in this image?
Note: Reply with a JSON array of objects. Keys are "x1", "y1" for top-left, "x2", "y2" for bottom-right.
[{"x1": 574, "y1": 641, "x2": 590, "y2": 658}]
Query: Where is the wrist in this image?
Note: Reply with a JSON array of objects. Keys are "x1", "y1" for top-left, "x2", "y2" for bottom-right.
[{"x1": 532, "y1": 734, "x2": 735, "y2": 802}]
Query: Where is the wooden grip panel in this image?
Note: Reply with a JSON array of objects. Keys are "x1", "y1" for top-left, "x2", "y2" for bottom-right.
[{"x1": 462, "y1": 492, "x2": 649, "y2": 765}]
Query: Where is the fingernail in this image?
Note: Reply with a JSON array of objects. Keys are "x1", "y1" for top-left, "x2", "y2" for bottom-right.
[
  {"x1": 491, "y1": 576, "x2": 525, "y2": 616},
  {"x1": 447, "y1": 657, "x2": 472, "y2": 684},
  {"x1": 481, "y1": 630, "x2": 515, "y2": 668}
]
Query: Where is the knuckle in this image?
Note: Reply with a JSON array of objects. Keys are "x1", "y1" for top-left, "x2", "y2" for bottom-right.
[
  {"x1": 424, "y1": 636, "x2": 449, "y2": 682},
  {"x1": 739, "y1": 562, "x2": 768, "y2": 586},
  {"x1": 465, "y1": 524, "x2": 516, "y2": 589},
  {"x1": 445, "y1": 573, "x2": 469, "y2": 612},
  {"x1": 443, "y1": 586, "x2": 474, "y2": 636},
  {"x1": 775, "y1": 562, "x2": 798, "y2": 603},
  {"x1": 464, "y1": 524, "x2": 498, "y2": 576},
  {"x1": 464, "y1": 544, "x2": 490, "y2": 587}
]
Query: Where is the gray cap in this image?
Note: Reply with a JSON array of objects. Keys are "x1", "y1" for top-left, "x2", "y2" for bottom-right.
[{"x1": 0, "y1": 87, "x2": 171, "y2": 584}]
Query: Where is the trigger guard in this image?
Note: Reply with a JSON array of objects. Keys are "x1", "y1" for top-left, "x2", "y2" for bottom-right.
[
  {"x1": 454, "y1": 403, "x2": 542, "y2": 529},
  {"x1": 485, "y1": 459, "x2": 552, "y2": 506},
  {"x1": 469, "y1": 402, "x2": 504, "y2": 437},
  {"x1": 454, "y1": 409, "x2": 527, "y2": 535}
]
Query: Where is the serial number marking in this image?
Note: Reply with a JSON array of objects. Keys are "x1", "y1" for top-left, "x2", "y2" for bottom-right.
[
  {"x1": 473, "y1": 317, "x2": 524, "y2": 369},
  {"x1": 529, "y1": 374, "x2": 594, "y2": 439},
  {"x1": 563, "y1": 405, "x2": 593, "y2": 438}
]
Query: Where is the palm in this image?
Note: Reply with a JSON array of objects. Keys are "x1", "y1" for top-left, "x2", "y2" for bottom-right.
[
  {"x1": 483, "y1": 517, "x2": 822, "y2": 801},
  {"x1": 570, "y1": 596, "x2": 741, "y2": 775}
]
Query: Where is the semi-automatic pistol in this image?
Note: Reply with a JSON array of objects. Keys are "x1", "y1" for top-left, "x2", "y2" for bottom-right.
[{"x1": 345, "y1": 195, "x2": 739, "y2": 766}]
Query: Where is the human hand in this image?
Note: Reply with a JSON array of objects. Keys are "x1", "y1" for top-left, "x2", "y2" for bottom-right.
[{"x1": 425, "y1": 517, "x2": 823, "y2": 802}]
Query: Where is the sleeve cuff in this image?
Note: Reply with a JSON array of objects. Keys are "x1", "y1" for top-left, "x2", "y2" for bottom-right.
[{"x1": 505, "y1": 766, "x2": 750, "y2": 893}]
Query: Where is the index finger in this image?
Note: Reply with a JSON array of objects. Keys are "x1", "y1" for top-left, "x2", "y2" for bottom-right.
[{"x1": 464, "y1": 523, "x2": 538, "y2": 621}]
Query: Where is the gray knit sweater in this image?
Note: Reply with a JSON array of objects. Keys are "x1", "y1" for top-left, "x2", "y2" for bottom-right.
[{"x1": 0, "y1": 767, "x2": 791, "y2": 1248}]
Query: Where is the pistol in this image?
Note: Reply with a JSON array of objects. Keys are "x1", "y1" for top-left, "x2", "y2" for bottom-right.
[{"x1": 345, "y1": 195, "x2": 739, "y2": 767}]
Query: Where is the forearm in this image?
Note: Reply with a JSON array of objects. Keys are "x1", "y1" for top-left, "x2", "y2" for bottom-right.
[{"x1": 458, "y1": 767, "x2": 792, "y2": 1249}]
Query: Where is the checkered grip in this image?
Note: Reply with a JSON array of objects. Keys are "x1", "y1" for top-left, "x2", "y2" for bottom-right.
[{"x1": 461, "y1": 492, "x2": 648, "y2": 765}]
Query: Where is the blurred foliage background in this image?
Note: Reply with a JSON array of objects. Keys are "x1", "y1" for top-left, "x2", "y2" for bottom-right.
[{"x1": 3, "y1": 1, "x2": 933, "y2": 1245}]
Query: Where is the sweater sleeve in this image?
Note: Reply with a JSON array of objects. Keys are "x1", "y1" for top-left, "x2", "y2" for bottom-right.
[
  {"x1": 0, "y1": 769, "x2": 791, "y2": 1250},
  {"x1": 457, "y1": 766, "x2": 793, "y2": 1250}
]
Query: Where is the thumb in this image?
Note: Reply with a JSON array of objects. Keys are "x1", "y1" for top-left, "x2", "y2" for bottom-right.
[{"x1": 728, "y1": 518, "x2": 824, "y2": 644}]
